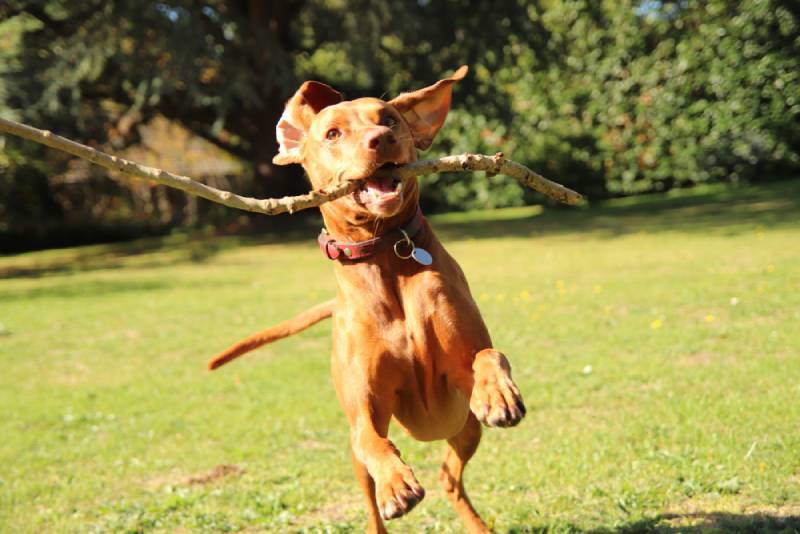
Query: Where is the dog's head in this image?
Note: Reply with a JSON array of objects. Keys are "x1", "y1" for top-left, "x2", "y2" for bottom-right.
[{"x1": 273, "y1": 66, "x2": 467, "y2": 220}]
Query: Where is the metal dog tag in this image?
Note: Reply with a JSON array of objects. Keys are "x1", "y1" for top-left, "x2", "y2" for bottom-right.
[{"x1": 411, "y1": 247, "x2": 433, "y2": 266}]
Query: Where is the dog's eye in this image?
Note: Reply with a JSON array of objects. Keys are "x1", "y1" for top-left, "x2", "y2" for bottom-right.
[
  {"x1": 382, "y1": 116, "x2": 397, "y2": 127},
  {"x1": 326, "y1": 128, "x2": 341, "y2": 140}
]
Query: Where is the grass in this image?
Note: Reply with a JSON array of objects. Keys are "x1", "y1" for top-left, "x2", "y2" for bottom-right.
[{"x1": 1, "y1": 180, "x2": 799, "y2": 533}]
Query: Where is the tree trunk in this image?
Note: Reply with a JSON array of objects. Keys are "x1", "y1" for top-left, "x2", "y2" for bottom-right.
[
  {"x1": 251, "y1": 102, "x2": 307, "y2": 199},
  {"x1": 245, "y1": 0, "x2": 307, "y2": 199}
]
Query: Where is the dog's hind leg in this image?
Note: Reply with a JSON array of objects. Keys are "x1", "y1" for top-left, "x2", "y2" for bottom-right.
[
  {"x1": 439, "y1": 412, "x2": 490, "y2": 534},
  {"x1": 351, "y1": 452, "x2": 388, "y2": 534}
]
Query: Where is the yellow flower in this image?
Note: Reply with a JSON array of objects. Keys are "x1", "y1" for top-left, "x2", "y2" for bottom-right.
[
  {"x1": 650, "y1": 319, "x2": 663, "y2": 330},
  {"x1": 555, "y1": 280, "x2": 566, "y2": 295},
  {"x1": 495, "y1": 293, "x2": 507, "y2": 302},
  {"x1": 479, "y1": 293, "x2": 489, "y2": 302},
  {"x1": 592, "y1": 285, "x2": 604, "y2": 294},
  {"x1": 519, "y1": 290, "x2": 531, "y2": 301},
  {"x1": 766, "y1": 265, "x2": 775, "y2": 273},
  {"x1": 704, "y1": 314, "x2": 716, "y2": 323}
]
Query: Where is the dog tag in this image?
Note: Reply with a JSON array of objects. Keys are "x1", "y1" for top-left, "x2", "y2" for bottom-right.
[{"x1": 411, "y1": 247, "x2": 433, "y2": 266}]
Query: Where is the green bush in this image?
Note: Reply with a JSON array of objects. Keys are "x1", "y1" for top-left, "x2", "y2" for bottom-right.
[{"x1": 432, "y1": 0, "x2": 800, "y2": 201}]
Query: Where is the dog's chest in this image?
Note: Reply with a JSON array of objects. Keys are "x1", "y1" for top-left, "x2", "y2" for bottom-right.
[
  {"x1": 356, "y1": 273, "x2": 462, "y2": 353},
  {"x1": 335, "y1": 253, "x2": 489, "y2": 358}
]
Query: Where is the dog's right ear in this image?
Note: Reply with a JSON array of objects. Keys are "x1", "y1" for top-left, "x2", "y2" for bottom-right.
[{"x1": 273, "y1": 81, "x2": 343, "y2": 165}]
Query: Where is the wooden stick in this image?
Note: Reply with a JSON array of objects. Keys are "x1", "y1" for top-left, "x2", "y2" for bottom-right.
[
  {"x1": 373, "y1": 152, "x2": 583, "y2": 206},
  {"x1": 0, "y1": 117, "x2": 358, "y2": 215},
  {"x1": 0, "y1": 117, "x2": 584, "y2": 213}
]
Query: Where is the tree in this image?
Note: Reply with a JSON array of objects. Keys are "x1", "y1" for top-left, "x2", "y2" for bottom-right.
[
  {"x1": 493, "y1": 0, "x2": 800, "y2": 196},
  {"x1": 2, "y1": 1, "x2": 302, "y2": 194},
  {"x1": 1, "y1": 0, "x2": 798, "y2": 250}
]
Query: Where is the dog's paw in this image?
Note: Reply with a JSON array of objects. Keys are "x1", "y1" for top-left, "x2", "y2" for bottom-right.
[
  {"x1": 374, "y1": 457, "x2": 425, "y2": 520},
  {"x1": 470, "y1": 367, "x2": 526, "y2": 428}
]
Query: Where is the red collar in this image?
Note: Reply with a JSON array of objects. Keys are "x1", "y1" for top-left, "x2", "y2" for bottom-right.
[{"x1": 318, "y1": 207, "x2": 426, "y2": 261}]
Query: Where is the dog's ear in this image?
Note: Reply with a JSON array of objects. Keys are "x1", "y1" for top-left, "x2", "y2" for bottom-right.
[
  {"x1": 389, "y1": 65, "x2": 468, "y2": 151},
  {"x1": 274, "y1": 81, "x2": 343, "y2": 165}
]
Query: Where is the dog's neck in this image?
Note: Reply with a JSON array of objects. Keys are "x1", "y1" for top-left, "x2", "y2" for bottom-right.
[{"x1": 319, "y1": 179, "x2": 421, "y2": 242}]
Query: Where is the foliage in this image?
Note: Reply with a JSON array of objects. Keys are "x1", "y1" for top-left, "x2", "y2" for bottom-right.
[
  {"x1": 490, "y1": 0, "x2": 800, "y2": 196},
  {"x1": 1, "y1": 181, "x2": 799, "y2": 532}
]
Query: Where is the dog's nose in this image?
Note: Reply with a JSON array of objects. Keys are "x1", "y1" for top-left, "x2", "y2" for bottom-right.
[{"x1": 364, "y1": 127, "x2": 397, "y2": 151}]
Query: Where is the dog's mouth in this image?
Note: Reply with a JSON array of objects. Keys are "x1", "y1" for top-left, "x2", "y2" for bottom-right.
[
  {"x1": 358, "y1": 176, "x2": 403, "y2": 202},
  {"x1": 354, "y1": 164, "x2": 404, "y2": 208}
]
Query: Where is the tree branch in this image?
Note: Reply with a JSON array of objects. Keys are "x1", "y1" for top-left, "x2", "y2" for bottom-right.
[{"x1": 0, "y1": 117, "x2": 584, "y2": 215}]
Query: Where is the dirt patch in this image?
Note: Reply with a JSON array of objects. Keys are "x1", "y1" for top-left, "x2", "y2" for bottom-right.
[
  {"x1": 290, "y1": 495, "x2": 361, "y2": 530},
  {"x1": 183, "y1": 463, "x2": 245, "y2": 485},
  {"x1": 669, "y1": 495, "x2": 800, "y2": 516},
  {"x1": 674, "y1": 351, "x2": 737, "y2": 367},
  {"x1": 145, "y1": 463, "x2": 245, "y2": 490},
  {"x1": 298, "y1": 439, "x2": 336, "y2": 451},
  {"x1": 661, "y1": 496, "x2": 800, "y2": 531},
  {"x1": 676, "y1": 351, "x2": 716, "y2": 367},
  {"x1": 742, "y1": 503, "x2": 800, "y2": 517}
]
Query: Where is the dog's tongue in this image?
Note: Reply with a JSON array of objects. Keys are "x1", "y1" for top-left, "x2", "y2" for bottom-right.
[{"x1": 365, "y1": 176, "x2": 397, "y2": 193}]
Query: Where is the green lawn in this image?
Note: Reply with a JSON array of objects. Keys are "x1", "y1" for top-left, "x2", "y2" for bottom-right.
[{"x1": 1, "y1": 181, "x2": 799, "y2": 533}]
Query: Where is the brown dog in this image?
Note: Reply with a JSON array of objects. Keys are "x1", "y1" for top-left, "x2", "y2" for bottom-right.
[{"x1": 210, "y1": 66, "x2": 525, "y2": 533}]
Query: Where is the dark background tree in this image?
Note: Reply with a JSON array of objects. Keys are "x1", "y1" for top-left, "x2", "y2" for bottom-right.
[{"x1": 1, "y1": 0, "x2": 798, "y2": 251}]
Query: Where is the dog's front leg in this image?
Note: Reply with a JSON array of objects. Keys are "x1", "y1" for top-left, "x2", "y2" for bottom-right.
[
  {"x1": 351, "y1": 451, "x2": 387, "y2": 534},
  {"x1": 333, "y1": 357, "x2": 425, "y2": 527},
  {"x1": 349, "y1": 395, "x2": 425, "y2": 522},
  {"x1": 468, "y1": 348, "x2": 527, "y2": 428}
]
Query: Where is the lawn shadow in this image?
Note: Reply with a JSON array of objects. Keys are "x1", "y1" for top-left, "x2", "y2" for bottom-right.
[
  {"x1": 433, "y1": 180, "x2": 800, "y2": 243},
  {"x1": 0, "y1": 237, "x2": 225, "y2": 279},
  {"x1": 0, "y1": 212, "x2": 325, "y2": 279},
  {"x1": 3, "y1": 180, "x2": 798, "y2": 279},
  {"x1": 510, "y1": 510, "x2": 800, "y2": 533},
  {"x1": 0, "y1": 275, "x2": 251, "y2": 302}
]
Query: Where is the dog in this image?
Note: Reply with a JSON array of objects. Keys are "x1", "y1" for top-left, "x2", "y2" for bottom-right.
[{"x1": 209, "y1": 66, "x2": 526, "y2": 533}]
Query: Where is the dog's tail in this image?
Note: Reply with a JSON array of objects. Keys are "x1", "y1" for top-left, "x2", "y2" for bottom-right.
[{"x1": 208, "y1": 299, "x2": 335, "y2": 371}]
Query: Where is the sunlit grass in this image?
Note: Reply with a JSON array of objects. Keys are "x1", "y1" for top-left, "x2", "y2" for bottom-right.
[{"x1": 1, "y1": 180, "x2": 799, "y2": 533}]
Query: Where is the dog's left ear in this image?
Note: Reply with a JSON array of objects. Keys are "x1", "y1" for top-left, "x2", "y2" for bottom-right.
[
  {"x1": 389, "y1": 65, "x2": 468, "y2": 150},
  {"x1": 274, "y1": 81, "x2": 343, "y2": 165}
]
